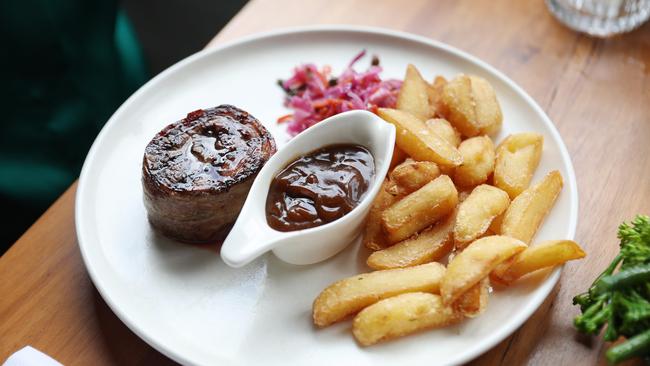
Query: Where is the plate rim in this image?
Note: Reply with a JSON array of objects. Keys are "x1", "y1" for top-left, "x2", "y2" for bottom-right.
[{"x1": 75, "y1": 24, "x2": 579, "y2": 366}]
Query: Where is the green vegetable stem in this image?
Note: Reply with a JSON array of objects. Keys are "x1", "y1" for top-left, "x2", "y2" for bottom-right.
[
  {"x1": 606, "y1": 329, "x2": 650, "y2": 364},
  {"x1": 573, "y1": 215, "x2": 650, "y2": 364}
]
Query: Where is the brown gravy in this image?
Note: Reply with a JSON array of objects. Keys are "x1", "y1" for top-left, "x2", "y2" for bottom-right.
[{"x1": 265, "y1": 144, "x2": 374, "y2": 232}]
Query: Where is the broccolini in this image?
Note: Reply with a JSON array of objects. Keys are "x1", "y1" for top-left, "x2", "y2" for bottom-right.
[{"x1": 573, "y1": 215, "x2": 650, "y2": 364}]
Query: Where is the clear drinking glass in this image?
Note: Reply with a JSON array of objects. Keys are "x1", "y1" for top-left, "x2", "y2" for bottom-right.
[{"x1": 546, "y1": 0, "x2": 650, "y2": 37}]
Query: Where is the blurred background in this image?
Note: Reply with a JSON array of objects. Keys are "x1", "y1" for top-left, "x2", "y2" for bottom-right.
[{"x1": 0, "y1": 0, "x2": 248, "y2": 253}]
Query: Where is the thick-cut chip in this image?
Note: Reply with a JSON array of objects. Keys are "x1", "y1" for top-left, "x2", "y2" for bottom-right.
[
  {"x1": 454, "y1": 277, "x2": 490, "y2": 318},
  {"x1": 491, "y1": 240, "x2": 586, "y2": 285},
  {"x1": 384, "y1": 179, "x2": 400, "y2": 196},
  {"x1": 389, "y1": 146, "x2": 408, "y2": 170},
  {"x1": 427, "y1": 76, "x2": 448, "y2": 117},
  {"x1": 494, "y1": 133, "x2": 544, "y2": 198},
  {"x1": 441, "y1": 74, "x2": 502, "y2": 137},
  {"x1": 426, "y1": 118, "x2": 461, "y2": 148},
  {"x1": 313, "y1": 262, "x2": 446, "y2": 327},
  {"x1": 469, "y1": 76, "x2": 502, "y2": 136},
  {"x1": 454, "y1": 136, "x2": 496, "y2": 187},
  {"x1": 441, "y1": 235, "x2": 526, "y2": 305},
  {"x1": 377, "y1": 108, "x2": 463, "y2": 167},
  {"x1": 363, "y1": 180, "x2": 401, "y2": 251},
  {"x1": 501, "y1": 171, "x2": 563, "y2": 244},
  {"x1": 454, "y1": 185, "x2": 510, "y2": 249},
  {"x1": 439, "y1": 165, "x2": 456, "y2": 177},
  {"x1": 488, "y1": 212, "x2": 504, "y2": 234},
  {"x1": 382, "y1": 175, "x2": 458, "y2": 243},
  {"x1": 352, "y1": 292, "x2": 462, "y2": 346},
  {"x1": 432, "y1": 76, "x2": 447, "y2": 89},
  {"x1": 458, "y1": 189, "x2": 472, "y2": 202},
  {"x1": 367, "y1": 211, "x2": 455, "y2": 269},
  {"x1": 387, "y1": 159, "x2": 441, "y2": 195},
  {"x1": 397, "y1": 64, "x2": 431, "y2": 120}
]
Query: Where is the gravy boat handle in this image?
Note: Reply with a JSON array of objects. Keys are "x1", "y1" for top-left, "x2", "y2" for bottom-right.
[{"x1": 221, "y1": 216, "x2": 285, "y2": 267}]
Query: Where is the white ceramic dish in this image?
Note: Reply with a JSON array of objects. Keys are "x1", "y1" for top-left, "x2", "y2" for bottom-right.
[
  {"x1": 75, "y1": 26, "x2": 578, "y2": 366},
  {"x1": 221, "y1": 110, "x2": 395, "y2": 267}
]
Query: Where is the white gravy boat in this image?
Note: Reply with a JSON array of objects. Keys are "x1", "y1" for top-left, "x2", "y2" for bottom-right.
[{"x1": 220, "y1": 110, "x2": 395, "y2": 267}]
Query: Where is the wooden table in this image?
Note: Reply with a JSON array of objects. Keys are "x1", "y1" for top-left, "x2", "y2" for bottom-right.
[{"x1": 2, "y1": 0, "x2": 649, "y2": 365}]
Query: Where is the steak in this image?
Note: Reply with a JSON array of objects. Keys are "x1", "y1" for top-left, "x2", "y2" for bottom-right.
[{"x1": 142, "y1": 105, "x2": 276, "y2": 243}]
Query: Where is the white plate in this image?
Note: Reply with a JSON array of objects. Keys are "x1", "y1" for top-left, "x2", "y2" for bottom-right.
[{"x1": 76, "y1": 26, "x2": 578, "y2": 366}]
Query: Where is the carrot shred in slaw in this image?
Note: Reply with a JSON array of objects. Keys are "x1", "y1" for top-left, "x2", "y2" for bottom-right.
[{"x1": 277, "y1": 51, "x2": 402, "y2": 136}]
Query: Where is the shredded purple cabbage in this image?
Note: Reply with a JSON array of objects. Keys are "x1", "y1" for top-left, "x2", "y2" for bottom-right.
[{"x1": 278, "y1": 51, "x2": 402, "y2": 136}]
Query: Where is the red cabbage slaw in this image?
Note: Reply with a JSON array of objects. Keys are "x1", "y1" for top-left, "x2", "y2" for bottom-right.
[{"x1": 277, "y1": 51, "x2": 402, "y2": 136}]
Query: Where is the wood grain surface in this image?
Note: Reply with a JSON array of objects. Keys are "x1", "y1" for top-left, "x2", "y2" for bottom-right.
[{"x1": 1, "y1": 0, "x2": 649, "y2": 365}]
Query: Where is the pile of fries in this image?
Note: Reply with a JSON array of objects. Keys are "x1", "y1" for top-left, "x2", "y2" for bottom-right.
[{"x1": 312, "y1": 65, "x2": 586, "y2": 346}]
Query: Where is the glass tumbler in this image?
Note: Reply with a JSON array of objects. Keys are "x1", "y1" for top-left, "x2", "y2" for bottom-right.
[{"x1": 546, "y1": 0, "x2": 650, "y2": 37}]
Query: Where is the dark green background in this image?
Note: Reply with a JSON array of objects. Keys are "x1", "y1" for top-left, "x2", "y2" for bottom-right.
[{"x1": 0, "y1": 0, "x2": 247, "y2": 253}]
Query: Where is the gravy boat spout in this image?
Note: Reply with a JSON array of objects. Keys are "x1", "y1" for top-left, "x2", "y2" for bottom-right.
[{"x1": 220, "y1": 110, "x2": 395, "y2": 267}]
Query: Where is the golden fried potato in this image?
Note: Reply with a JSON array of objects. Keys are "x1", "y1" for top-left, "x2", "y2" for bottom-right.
[
  {"x1": 425, "y1": 118, "x2": 461, "y2": 147},
  {"x1": 387, "y1": 158, "x2": 441, "y2": 195},
  {"x1": 389, "y1": 146, "x2": 408, "y2": 170},
  {"x1": 313, "y1": 262, "x2": 446, "y2": 327},
  {"x1": 441, "y1": 74, "x2": 502, "y2": 137},
  {"x1": 458, "y1": 189, "x2": 472, "y2": 202},
  {"x1": 491, "y1": 240, "x2": 586, "y2": 285},
  {"x1": 377, "y1": 108, "x2": 462, "y2": 167},
  {"x1": 363, "y1": 180, "x2": 401, "y2": 251},
  {"x1": 501, "y1": 170, "x2": 563, "y2": 244},
  {"x1": 382, "y1": 175, "x2": 458, "y2": 243},
  {"x1": 433, "y1": 76, "x2": 447, "y2": 86},
  {"x1": 384, "y1": 179, "x2": 401, "y2": 196},
  {"x1": 453, "y1": 136, "x2": 496, "y2": 187},
  {"x1": 367, "y1": 211, "x2": 455, "y2": 269},
  {"x1": 454, "y1": 185, "x2": 510, "y2": 249},
  {"x1": 441, "y1": 235, "x2": 526, "y2": 305},
  {"x1": 427, "y1": 76, "x2": 448, "y2": 117},
  {"x1": 439, "y1": 165, "x2": 456, "y2": 177},
  {"x1": 494, "y1": 133, "x2": 544, "y2": 198},
  {"x1": 488, "y1": 212, "x2": 504, "y2": 234},
  {"x1": 454, "y1": 277, "x2": 490, "y2": 318},
  {"x1": 352, "y1": 292, "x2": 462, "y2": 346},
  {"x1": 397, "y1": 64, "x2": 431, "y2": 120}
]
